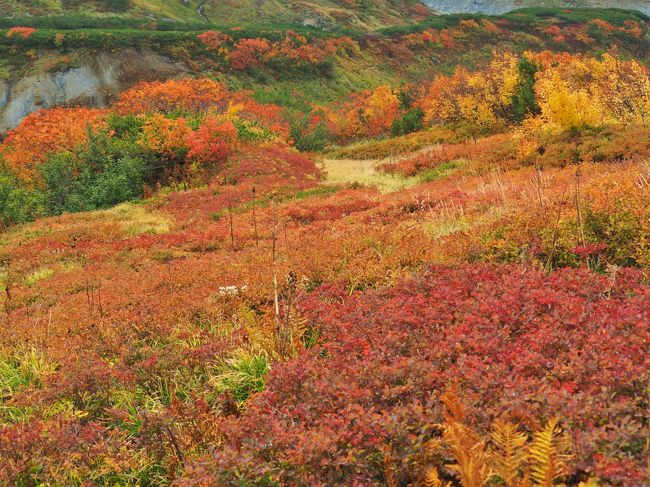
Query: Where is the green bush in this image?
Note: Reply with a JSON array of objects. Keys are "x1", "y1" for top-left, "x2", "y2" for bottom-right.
[
  {"x1": 511, "y1": 56, "x2": 540, "y2": 124},
  {"x1": 390, "y1": 107, "x2": 424, "y2": 137},
  {"x1": 290, "y1": 111, "x2": 330, "y2": 152},
  {"x1": 39, "y1": 150, "x2": 146, "y2": 215},
  {"x1": 0, "y1": 168, "x2": 46, "y2": 226}
]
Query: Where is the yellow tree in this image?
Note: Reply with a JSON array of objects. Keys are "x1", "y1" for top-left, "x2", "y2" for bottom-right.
[
  {"x1": 418, "y1": 52, "x2": 519, "y2": 135},
  {"x1": 587, "y1": 54, "x2": 650, "y2": 125},
  {"x1": 534, "y1": 67, "x2": 604, "y2": 132}
]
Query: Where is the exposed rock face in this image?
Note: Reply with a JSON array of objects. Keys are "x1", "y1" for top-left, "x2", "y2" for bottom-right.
[
  {"x1": 423, "y1": 0, "x2": 650, "y2": 15},
  {"x1": 0, "y1": 48, "x2": 187, "y2": 133}
]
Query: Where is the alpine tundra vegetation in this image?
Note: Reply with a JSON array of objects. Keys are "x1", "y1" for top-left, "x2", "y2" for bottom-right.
[{"x1": 0, "y1": 1, "x2": 649, "y2": 486}]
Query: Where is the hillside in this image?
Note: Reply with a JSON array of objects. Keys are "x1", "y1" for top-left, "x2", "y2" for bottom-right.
[
  {"x1": 0, "y1": 0, "x2": 432, "y2": 29},
  {"x1": 425, "y1": 0, "x2": 650, "y2": 15},
  {"x1": 2, "y1": 7, "x2": 649, "y2": 132},
  {"x1": 1, "y1": 5, "x2": 650, "y2": 486}
]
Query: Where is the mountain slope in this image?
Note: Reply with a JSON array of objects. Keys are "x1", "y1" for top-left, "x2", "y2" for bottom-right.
[
  {"x1": 0, "y1": 0, "x2": 433, "y2": 29},
  {"x1": 424, "y1": 0, "x2": 650, "y2": 15}
]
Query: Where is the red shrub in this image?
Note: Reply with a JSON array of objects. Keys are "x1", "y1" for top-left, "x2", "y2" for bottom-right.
[
  {"x1": 178, "y1": 265, "x2": 650, "y2": 486},
  {"x1": 187, "y1": 118, "x2": 238, "y2": 166}
]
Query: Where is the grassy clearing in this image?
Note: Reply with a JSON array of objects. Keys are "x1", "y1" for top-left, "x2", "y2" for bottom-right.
[
  {"x1": 0, "y1": 202, "x2": 170, "y2": 251},
  {"x1": 102, "y1": 203, "x2": 172, "y2": 236},
  {"x1": 319, "y1": 157, "x2": 418, "y2": 193},
  {"x1": 419, "y1": 160, "x2": 462, "y2": 182},
  {"x1": 325, "y1": 126, "x2": 459, "y2": 160}
]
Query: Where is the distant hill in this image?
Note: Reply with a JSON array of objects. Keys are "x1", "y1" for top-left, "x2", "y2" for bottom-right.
[
  {"x1": 423, "y1": 0, "x2": 650, "y2": 15},
  {"x1": 0, "y1": 0, "x2": 433, "y2": 30}
]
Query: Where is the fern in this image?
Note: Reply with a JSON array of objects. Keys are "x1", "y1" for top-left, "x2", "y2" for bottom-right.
[
  {"x1": 441, "y1": 387, "x2": 491, "y2": 487},
  {"x1": 425, "y1": 467, "x2": 452, "y2": 487},
  {"x1": 490, "y1": 419, "x2": 529, "y2": 486},
  {"x1": 528, "y1": 418, "x2": 573, "y2": 487},
  {"x1": 423, "y1": 390, "x2": 588, "y2": 487}
]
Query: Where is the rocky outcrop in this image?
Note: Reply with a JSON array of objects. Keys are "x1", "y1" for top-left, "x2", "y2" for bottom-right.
[
  {"x1": 424, "y1": 0, "x2": 650, "y2": 15},
  {"x1": 0, "y1": 48, "x2": 188, "y2": 133}
]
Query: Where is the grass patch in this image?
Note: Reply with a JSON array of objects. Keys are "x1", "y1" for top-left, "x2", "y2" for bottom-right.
[
  {"x1": 25, "y1": 267, "x2": 54, "y2": 287},
  {"x1": 320, "y1": 158, "x2": 418, "y2": 193},
  {"x1": 326, "y1": 127, "x2": 459, "y2": 160},
  {"x1": 103, "y1": 203, "x2": 172, "y2": 236},
  {"x1": 0, "y1": 348, "x2": 56, "y2": 424},
  {"x1": 422, "y1": 215, "x2": 470, "y2": 239},
  {"x1": 419, "y1": 160, "x2": 461, "y2": 182},
  {"x1": 212, "y1": 351, "x2": 269, "y2": 403},
  {"x1": 211, "y1": 185, "x2": 341, "y2": 220}
]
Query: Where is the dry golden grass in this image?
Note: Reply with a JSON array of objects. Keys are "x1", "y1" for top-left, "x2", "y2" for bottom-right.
[{"x1": 319, "y1": 157, "x2": 419, "y2": 193}]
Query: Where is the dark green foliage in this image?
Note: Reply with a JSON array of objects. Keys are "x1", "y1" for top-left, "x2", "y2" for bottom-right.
[
  {"x1": 0, "y1": 175, "x2": 46, "y2": 226},
  {"x1": 39, "y1": 150, "x2": 145, "y2": 215},
  {"x1": 584, "y1": 206, "x2": 643, "y2": 267},
  {"x1": 0, "y1": 126, "x2": 150, "y2": 225},
  {"x1": 290, "y1": 112, "x2": 330, "y2": 152},
  {"x1": 390, "y1": 107, "x2": 423, "y2": 136},
  {"x1": 0, "y1": 16, "x2": 206, "y2": 32},
  {"x1": 61, "y1": 0, "x2": 132, "y2": 13},
  {"x1": 98, "y1": 0, "x2": 132, "y2": 12},
  {"x1": 106, "y1": 113, "x2": 143, "y2": 140},
  {"x1": 511, "y1": 56, "x2": 540, "y2": 124},
  {"x1": 418, "y1": 160, "x2": 458, "y2": 182},
  {"x1": 505, "y1": 7, "x2": 649, "y2": 25}
]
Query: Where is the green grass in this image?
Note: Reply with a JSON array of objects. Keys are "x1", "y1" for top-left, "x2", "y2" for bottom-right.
[
  {"x1": 504, "y1": 7, "x2": 650, "y2": 25},
  {"x1": 419, "y1": 160, "x2": 461, "y2": 182},
  {"x1": 102, "y1": 202, "x2": 172, "y2": 236},
  {"x1": 25, "y1": 267, "x2": 55, "y2": 287},
  {"x1": 0, "y1": 0, "x2": 423, "y2": 31},
  {"x1": 0, "y1": 348, "x2": 56, "y2": 424},
  {"x1": 212, "y1": 351, "x2": 269, "y2": 403}
]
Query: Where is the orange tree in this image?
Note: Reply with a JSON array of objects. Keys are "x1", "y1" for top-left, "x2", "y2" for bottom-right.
[{"x1": 0, "y1": 107, "x2": 107, "y2": 183}]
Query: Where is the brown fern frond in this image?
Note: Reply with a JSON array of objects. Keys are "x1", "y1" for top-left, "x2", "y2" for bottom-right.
[
  {"x1": 440, "y1": 386, "x2": 491, "y2": 487},
  {"x1": 424, "y1": 467, "x2": 451, "y2": 487},
  {"x1": 423, "y1": 437, "x2": 444, "y2": 459},
  {"x1": 489, "y1": 419, "x2": 529, "y2": 486},
  {"x1": 444, "y1": 418, "x2": 491, "y2": 487},
  {"x1": 529, "y1": 418, "x2": 573, "y2": 487},
  {"x1": 442, "y1": 383, "x2": 467, "y2": 423}
]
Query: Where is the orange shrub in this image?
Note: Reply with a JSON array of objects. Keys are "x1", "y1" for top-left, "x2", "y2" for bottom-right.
[
  {"x1": 0, "y1": 107, "x2": 107, "y2": 182},
  {"x1": 139, "y1": 114, "x2": 191, "y2": 158},
  {"x1": 6, "y1": 27, "x2": 37, "y2": 39},
  {"x1": 113, "y1": 79, "x2": 228, "y2": 115},
  {"x1": 187, "y1": 117, "x2": 238, "y2": 166},
  {"x1": 197, "y1": 30, "x2": 233, "y2": 51},
  {"x1": 325, "y1": 84, "x2": 401, "y2": 141},
  {"x1": 228, "y1": 38, "x2": 271, "y2": 70}
]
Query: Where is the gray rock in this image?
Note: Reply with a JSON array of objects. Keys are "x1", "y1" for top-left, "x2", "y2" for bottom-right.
[
  {"x1": 423, "y1": 1, "x2": 650, "y2": 15},
  {"x1": 0, "y1": 48, "x2": 188, "y2": 133}
]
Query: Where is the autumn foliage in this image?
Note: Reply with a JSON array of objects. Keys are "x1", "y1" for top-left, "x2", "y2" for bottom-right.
[
  {"x1": 195, "y1": 29, "x2": 358, "y2": 72},
  {"x1": 323, "y1": 84, "x2": 402, "y2": 141},
  {"x1": 2, "y1": 21, "x2": 650, "y2": 485},
  {"x1": 175, "y1": 265, "x2": 649, "y2": 485},
  {"x1": 6, "y1": 26, "x2": 37, "y2": 38},
  {"x1": 113, "y1": 79, "x2": 229, "y2": 115},
  {"x1": 0, "y1": 107, "x2": 107, "y2": 182},
  {"x1": 414, "y1": 51, "x2": 650, "y2": 137},
  {"x1": 187, "y1": 117, "x2": 238, "y2": 166}
]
